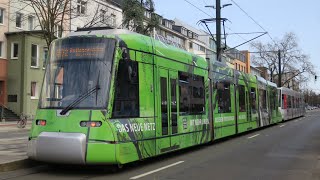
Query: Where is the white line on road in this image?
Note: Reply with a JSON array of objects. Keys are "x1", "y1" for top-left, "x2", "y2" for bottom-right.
[
  {"x1": 279, "y1": 125, "x2": 285, "y2": 128},
  {"x1": 129, "y1": 161, "x2": 185, "y2": 179},
  {"x1": 248, "y1": 134, "x2": 260, "y2": 139}
]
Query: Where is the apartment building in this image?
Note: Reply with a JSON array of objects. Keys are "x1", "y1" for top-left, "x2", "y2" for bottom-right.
[{"x1": 0, "y1": 1, "x2": 9, "y2": 106}]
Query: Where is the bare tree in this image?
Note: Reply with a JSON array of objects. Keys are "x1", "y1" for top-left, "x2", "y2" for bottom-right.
[
  {"x1": 251, "y1": 32, "x2": 316, "y2": 89},
  {"x1": 10, "y1": 0, "x2": 116, "y2": 47}
]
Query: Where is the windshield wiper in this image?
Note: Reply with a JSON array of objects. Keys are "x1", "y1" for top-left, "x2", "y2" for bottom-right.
[{"x1": 59, "y1": 85, "x2": 100, "y2": 115}]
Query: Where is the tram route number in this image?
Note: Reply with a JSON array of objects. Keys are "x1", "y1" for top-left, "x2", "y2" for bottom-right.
[{"x1": 116, "y1": 123, "x2": 156, "y2": 133}]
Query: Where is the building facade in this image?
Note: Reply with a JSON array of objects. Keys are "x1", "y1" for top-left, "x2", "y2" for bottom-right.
[
  {"x1": 70, "y1": 0, "x2": 123, "y2": 31},
  {"x1": 0, "y1": 1, "x2": 9, "y2": 106},
  {"x1": 6, "y1": 31, "x2": 47, "y2": 117}
]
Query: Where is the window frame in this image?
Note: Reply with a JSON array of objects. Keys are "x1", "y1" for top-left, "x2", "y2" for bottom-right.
[
  {"x1": 28, "y1": 15, "x2": 34, "y2": 30},
  {"x1": 31, "y1": 44, "x2": 39, "y2": 68},
  {"x1": 216, "y1": 81, "x2": 232, "y2": 113},
  {"x1": 238, "y1": 85, "x2": 246, "y2": 112},
  {"x1": 31, "y1": 82, "x2": 38, "y2": 99},
  {"x1": 179, "y1": 72, "x2": 205, "y2": 116},
  {"x1": 15, "y1": 12, "x2": 23, "y2": 28},
  {"x1": 0, "y1": 8, "x2": 4, "y2": 25},
  {"x1": 100, "y1": 9, "x2": 106, "y2": 23},
  {"x1": 77, "y1": 0, "x2": 87, "y2": 15},
  {"x1": 11, "y1": 42, "x2": 19, "y2": 59},
  {"x1": 43, "y1": 47, "x2": 48, "y2": 69},
  {"x1": 110, "y1": 14, "x2": 116, "y2": 27},
  {"x1": 112, "y1": 60, "x2": 140, "y2": 118},
  {"x1": 0, "y1": 41, "x2": 3, "y2": 58}
]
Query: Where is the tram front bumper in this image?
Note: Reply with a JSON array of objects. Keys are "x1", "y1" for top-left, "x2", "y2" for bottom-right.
[{"x1": 27, "y1": 132, "x2": 87, "y2": 164}]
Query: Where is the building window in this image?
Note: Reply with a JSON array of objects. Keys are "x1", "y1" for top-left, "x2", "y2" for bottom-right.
[
  {"x1": 100, "y1": 9, "x2": 106, "y2": 23},
  {"x1": 43, "y1": 47, "x2": 48, "y2": 68},
  {"x1": 31, "y1": 44, "x2": 38, "y2": 67},
  {"x1": 112, "y1": 60, "x2": 139, "y2": 118},
  {"x1": 54, "y1": 24, "x2": 62, "y2": 38},
  {"x1": 199, "y1": 45, "x2": 205, "y2": 52},
  {"x1": 28, "y1": 16, "x2": 34, "y2": 30},
  {"x1": 0, "y1": 8, "x2": 4, "y2": 24},
  {"x1": 16, "y1": 12, "x2": 22, "y2": 28},
  {"x1": 31, "y1": 82, "x2": 37, "y2": 99},
  {"x1": 110, "y1": 14, "x2": 116, "y2": 27},
  {"x1": 77, "y1": 0, "x2": 87, "y2": 15},
  {"x1": 144, "y1": 10, "x2": 151, "y2": 19},
  {"x1": 8, "y1": 95, "x2": 17, "y2": 102},
  {"x1": 179, "y1": 72, "x2": 205, "y2": 115},
  {"x1": 189, "y1": 42, "x2": 193, "y2": 49},
  {"x1": 11, "y1": 43, "x2": 18, "y2": 59},
  {"x1": 0, "y1": 42, "x2": 2, "y2": 57}
]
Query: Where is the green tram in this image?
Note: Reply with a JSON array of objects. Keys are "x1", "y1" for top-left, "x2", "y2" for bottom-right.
[{"x1": 28, "y1": 29, "x2": 284, "y2": 165}]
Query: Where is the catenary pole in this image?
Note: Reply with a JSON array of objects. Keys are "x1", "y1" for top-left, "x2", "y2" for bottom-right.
[
  {"x1": 216, "y1": 0, "x2": 221, "y2": 62},
  {"x1": 278, "y1": 49, "x2": 281, "y2": 87}
]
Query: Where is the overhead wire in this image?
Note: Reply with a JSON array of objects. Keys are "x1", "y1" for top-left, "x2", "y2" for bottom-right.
[{"x1": 230, "y1": 0, "x2": 278, "y2": 46}]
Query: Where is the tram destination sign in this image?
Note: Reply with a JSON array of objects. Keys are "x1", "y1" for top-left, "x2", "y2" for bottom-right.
[{"x1": 53, "y1": 38, "x2": 110, "y2": 61}]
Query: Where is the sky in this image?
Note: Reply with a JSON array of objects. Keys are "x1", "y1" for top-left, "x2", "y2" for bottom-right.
[{"x1": 153, "y1": 0, "x2": 320, "y2": 92}]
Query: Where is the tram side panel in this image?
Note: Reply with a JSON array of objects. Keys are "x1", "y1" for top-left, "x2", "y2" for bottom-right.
[{"x1": 212, "y1": 67, "x2": 237, "y2": 139}]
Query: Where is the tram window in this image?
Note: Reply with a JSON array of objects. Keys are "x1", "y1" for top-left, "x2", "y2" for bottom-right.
[
  {"x1": 112, "y1": 60, "x2": 139, "y2": 118},
  {"x1": 273, "y1": 90, "x2": 277, "y2": 110},
  {"x1": 282, "y1": 94, "x2": 285, "y2": 109},
  {"x1": 179, "y1": 72, "x2": 205, "y2": 115},
  {"x1": 171, "y1": 79, "x2": 178, "y2": 134},
  {"x1": 250, "y1": 87, "x2": 257, "y2": 113},
  {"x1": 278, "y1": 89, "x2": 281, "y2": 107},
  {"x1": 270, "y1": 88, "x2": 277, "y2": 110},
  {"x1": 238, "y1": 85, "x2": 246, "y2": 112},
  {"x1": 216, "y1": 82, "x2": 231, "y2": 113},
  {"x1": 161, "y1": 77, "x2": 168, "y2": 135},
  {"x1": 259, "y1": 89, "x2": 267, "y2": 109},
  {"x1": 288, "y1": 95, "x2": 292, "y2": 108}
]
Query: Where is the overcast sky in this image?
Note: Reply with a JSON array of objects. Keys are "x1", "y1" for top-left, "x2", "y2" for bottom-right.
[{"x1": 154, "y1": 0, "x2": 320, "y2": 92}]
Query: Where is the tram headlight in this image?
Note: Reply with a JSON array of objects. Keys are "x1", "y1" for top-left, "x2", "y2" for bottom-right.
[
  {"x1": 36, "y1": 120, "x2": 47, "y2": 126},
  {"x1": 80, "y1": 121, "x2": 102, "y2": 127}
]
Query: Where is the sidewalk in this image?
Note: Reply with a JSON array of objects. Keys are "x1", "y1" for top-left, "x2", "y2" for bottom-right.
[{"x1": 0, "y1": 123, "x2": 34, "y2": 172}]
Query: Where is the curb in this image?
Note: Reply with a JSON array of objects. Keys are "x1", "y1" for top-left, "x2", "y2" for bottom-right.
[{"x1": 0, "y1": 159, "x2": 41, "y2": 172}]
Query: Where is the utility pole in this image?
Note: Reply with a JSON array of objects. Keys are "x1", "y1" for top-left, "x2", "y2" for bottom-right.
[
  {"x1": 278, "y1": 49, "x2": 281, "y2": 87},
  {"x1": 216, "y1": 0, "x2": 221, "y2": 62}
]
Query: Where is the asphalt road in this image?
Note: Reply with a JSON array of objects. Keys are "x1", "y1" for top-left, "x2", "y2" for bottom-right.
[
  {"x1": 0, "y1": 125, "x2": 29, "y2": 140},
  {"x1": 1, "y1": 111, "x2": 320, "y2": 180}
]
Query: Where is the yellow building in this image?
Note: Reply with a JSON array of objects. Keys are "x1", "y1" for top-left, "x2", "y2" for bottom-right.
[{"x1": 230, "y1": 50, "x2": 251, "y2": 74}]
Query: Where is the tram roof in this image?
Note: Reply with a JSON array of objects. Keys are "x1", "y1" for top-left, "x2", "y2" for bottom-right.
[{"x1": 68, "y1": 29, "x2": 208, "y2": 70}]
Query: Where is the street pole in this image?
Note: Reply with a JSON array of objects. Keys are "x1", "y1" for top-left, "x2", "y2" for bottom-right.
[
  {"x1": 216, "y1": 0, "x2": 221, "y2": 62},
  {"x1": 278, "y1": 49, "x2": 281, "y2": 87}
]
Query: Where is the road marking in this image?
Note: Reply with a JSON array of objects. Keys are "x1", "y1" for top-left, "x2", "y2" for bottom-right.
[
  {"x1": 248, "y1": 134, "x2": 260, "y2": 139},
  {"x1": 294, "y1": 120, "x2": 298, "y2": 122},
  {"x1": 279, "y1": 125, "x2": 285, "y2": 128},
  {"x1": 130, "y1": 161, "x2": 185, "y2": 179}
]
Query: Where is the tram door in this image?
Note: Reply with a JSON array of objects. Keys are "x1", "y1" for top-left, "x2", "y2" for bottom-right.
[{"x1": 157, "y1": 68, "x2": 178, "y2": 154}]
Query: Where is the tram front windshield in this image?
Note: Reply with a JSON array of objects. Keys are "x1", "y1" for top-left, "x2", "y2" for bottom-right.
[{"x1": 39, "y1": 37, "x2": 116, "y2": 109}]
